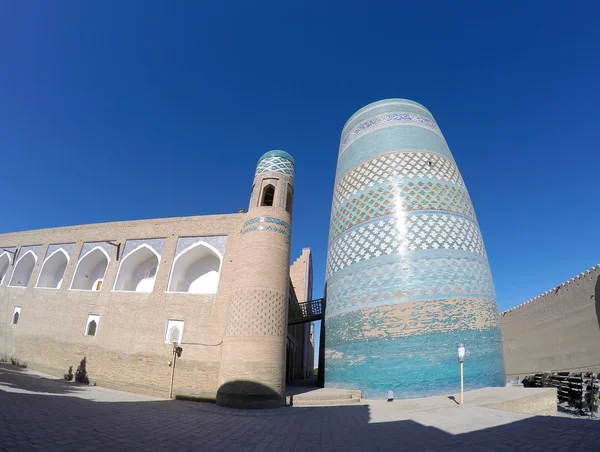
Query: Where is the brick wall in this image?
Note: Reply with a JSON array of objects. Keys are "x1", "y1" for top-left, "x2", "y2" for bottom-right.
[
  {"x1": 0, "y1": 213, "x2": 245, "y2": 398},
  {"x1": 500, "y1": 265, "x2": 600, "y2": 379}
]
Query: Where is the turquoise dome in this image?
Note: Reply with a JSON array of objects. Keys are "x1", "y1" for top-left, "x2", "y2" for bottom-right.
[{"x1": 257, "y1": 150, "x2": 295, "y2": 165}]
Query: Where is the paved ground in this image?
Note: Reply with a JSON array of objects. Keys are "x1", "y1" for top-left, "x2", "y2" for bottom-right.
[{"x1": 0, "y1": 364, "x2": 598, "y2": 451}]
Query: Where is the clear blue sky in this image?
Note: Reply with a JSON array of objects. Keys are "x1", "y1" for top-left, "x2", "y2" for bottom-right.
[{"x1": 1, "y1": 2, "x2": 598, "y2": 354}]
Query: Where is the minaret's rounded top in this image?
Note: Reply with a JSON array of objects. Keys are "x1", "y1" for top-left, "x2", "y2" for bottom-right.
[
  {"x1": 257, "y1": 150, "x2": 295, "y2": 165},
  {"x1": 255, "y1": 150, "x2": 295, "y2": 178}
]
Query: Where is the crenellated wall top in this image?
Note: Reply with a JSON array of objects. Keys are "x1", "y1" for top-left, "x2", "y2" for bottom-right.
[{"x1": 500, "y1": 264, "x2": 600, "y2": 316}]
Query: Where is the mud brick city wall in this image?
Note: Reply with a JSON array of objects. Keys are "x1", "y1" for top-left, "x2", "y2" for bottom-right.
[{"x1": 500, "y1": 265, "x2": 600, "y2": 379}]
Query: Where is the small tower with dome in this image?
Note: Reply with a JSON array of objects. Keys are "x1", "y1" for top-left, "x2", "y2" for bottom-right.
[{"x1": 217, "y1": 150, "x2": 295, "y2": 408}]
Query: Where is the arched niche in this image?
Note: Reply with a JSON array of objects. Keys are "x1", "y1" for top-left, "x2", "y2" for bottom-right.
[
  {"x1": 261, "y1": 184, "x2": 276, "y2": 206},
  {"x1": 70, "y1": 247, "x2": 109, "y2": 291},
  {"x1": 113, "y1": 244, "x2": 160, "y2": 292},
  {"x1": 286, "y1": 184, "x2": 293, "y2": 214},
  {"x1": 0, "y1": 252, "x2": 10, "y2": 286},
  {"x1": 8, "y1": 251, "x2": 37, "y2": 288},
  {"x1": 36, "y1": 249, "x2": 69, "y2": 289},
  {"x1": 167, "y1": 242, "x2": 222, "y2": 294}
]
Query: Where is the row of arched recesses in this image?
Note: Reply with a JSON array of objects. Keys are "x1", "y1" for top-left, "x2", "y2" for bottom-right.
[{"x1": 0, "y1": 241, "x2": 223, "y2": 295}]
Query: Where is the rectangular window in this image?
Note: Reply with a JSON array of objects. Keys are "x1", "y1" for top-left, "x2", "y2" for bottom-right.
[
  {"x1": 165, "y1": 320, "x2": 184, "y2": 344},
  {"x1": 11, "y1": 306, "x2": 21, "y2": 325},
  {"x1": 85, "y1": 314, "x2": 100, "y2": 336}
]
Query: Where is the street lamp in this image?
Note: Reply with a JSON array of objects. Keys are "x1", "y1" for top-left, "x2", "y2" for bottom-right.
[
  {"x1": 168, "y1": 343, "x2": 183, "y2": 399},
  {"x1": 457, "y1": 343, "x2": 466, "y2": 404}
]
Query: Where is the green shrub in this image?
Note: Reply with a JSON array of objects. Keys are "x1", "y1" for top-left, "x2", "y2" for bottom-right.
[
  {"x1": 75, "y1": 357, "x2": 89, "y2": 384},
  {"x1": 64, "y1": 366, "x2": 73, "y2": 381}
]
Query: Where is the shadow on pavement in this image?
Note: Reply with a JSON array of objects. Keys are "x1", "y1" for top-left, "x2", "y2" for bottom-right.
[
  {"x1": 285, "y1": 376, "x2": 319, "y2": 397},
  {"x1": 0, "y1": 363, "x2": 84, "y2": 395},
  {"x1": 0, "y1": 363, "x2": 599, "y2": 451}
]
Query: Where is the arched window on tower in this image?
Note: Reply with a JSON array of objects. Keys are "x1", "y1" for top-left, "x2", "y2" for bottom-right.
[
  {"x1": 286, "y1": 184, "x2": 293, "y2": 214},
  {"x1": 261, "y1": 185, "x2": 275, "y2": 207}
]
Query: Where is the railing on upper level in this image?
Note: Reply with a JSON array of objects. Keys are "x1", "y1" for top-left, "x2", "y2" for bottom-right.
[{"x1": 288, "y1": 298, "x2": 325, "y2": 325}]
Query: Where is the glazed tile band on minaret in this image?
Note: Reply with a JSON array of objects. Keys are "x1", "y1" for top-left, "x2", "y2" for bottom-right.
[
  {"x1": 217, "y1": 150, "x2": 294, "y2": 408},
  {"x1": 324, "y1": 99, "x2": 505, "y2": 399}
]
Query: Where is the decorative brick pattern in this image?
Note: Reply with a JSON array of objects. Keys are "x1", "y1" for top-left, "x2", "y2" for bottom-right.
[
  {"x1": 18, "y1": 245, "x2": 42, "y2": 261},
  {"x1": 340, "y1": 112, "x2": 442, "y2": 155},
  {"x1": 326, "y1": 253, "x2": 495, "y2": 316},
  {"x1": 121, "y1": 238, "x2": 165, "y2": 261},
  {"x1": 330, "y1": 179, "x2": 476, "y2": 240},
  {"x1": 325, "y1": 99, "x2": 505, "y2": 399},
  {"x1": 242, "y1": 217, "x2": 290, "y2": 237},
  {"x1": 45, "y1": 243, "x2": 75, "y2": 259},
  {"x1": 79, "y1": 242, "x2": 114, "y2": 259},
  {"x1": 334, "y1": 151, "x2": 463, "y2": 207},
  {"x1": 326, "y1": 213, "x2": 485, "y2": 278},
  {"x1": 243, "y1": 217, "x2": 289, "y2": 229},
  {"x1": 174, "y1": 236, "x2": 227, "y2": 257},
  {"x1": 226, "y1": 290, "x2": 288, "y2": 336},
  {"x1": 327, "y1": 297, "x2": 500, "y2": 345},
  {"x1": 255, "y1": 156, "x2": 295, "y2": 177}
]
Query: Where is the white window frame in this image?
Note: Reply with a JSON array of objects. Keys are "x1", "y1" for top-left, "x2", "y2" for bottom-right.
[
  {"x1": 164, "y1": 319, "x2": 184, "y2": 344},
  {"x1": 85, "y1": 314, "x2": 100, "y2": 336}
]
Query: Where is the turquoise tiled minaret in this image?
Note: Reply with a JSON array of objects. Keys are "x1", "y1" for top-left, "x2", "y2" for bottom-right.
[{"x1": 325, "y1": 99, "x2": 505, "y2": 399}]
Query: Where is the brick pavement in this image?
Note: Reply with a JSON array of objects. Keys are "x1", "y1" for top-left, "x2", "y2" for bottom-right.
[{"x1": 0, "y1": 364, "x2": 598, "y2": 451}]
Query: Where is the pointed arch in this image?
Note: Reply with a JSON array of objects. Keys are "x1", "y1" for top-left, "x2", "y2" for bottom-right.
[
  {"x1": 164, "y1": 319, "x2": 184, "y2": 344},
  {"x1": 86, "y1": 320, "x2": 97, "y2": 336},
  {"x1": 261, "y1": 184, "x2": 275, "y2": 207},
  {"x1": 285, "y1": 184, "x2": 293, "y2": 214},
  {"x1": 168, "y1": 325, "x2": 181, "y2": 343},
  {"x1": 36, "y1": 248, "x2": 70, "y2": 289},
  {"x1": 167, "y1": 241, "x2": 223, "y2": 294},
  {"x1": 11, "y1": 307, "x2": 21, "y2": 325},
  {"x1": 8, "y1": 250, "x2": 37, "y2": 288},
  {"x1": 0, "y1": 252, "x2": 10, "y2": 286},
  {"x1": 70, "y1": 247, "x2": 110, "y2": 291},
  {"x1": 113, "y1": 244, "x2": 160, "y2": 292}
]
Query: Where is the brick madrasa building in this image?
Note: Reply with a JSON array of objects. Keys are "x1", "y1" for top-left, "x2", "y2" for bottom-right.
[{"x1": 0, "y1": 150, "x2": 315, "y2": 408}]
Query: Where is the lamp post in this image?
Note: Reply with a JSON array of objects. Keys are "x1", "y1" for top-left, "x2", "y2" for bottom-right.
[
  {"x1": 457, "y1": 343, "x2": 466, "y2": 405},
  {"x1": 168, "y1": 343, "x2": 183, "y2": 399}
]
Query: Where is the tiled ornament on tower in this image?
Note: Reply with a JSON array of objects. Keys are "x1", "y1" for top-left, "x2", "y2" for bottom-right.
[{"x1": 324, "y1": 99, "x2": 505, "y2": 399}]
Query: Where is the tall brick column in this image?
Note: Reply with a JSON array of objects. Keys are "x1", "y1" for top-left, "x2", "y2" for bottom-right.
[{"x1": 217, "y1": 150, "x2": 294, "y2": 408}]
